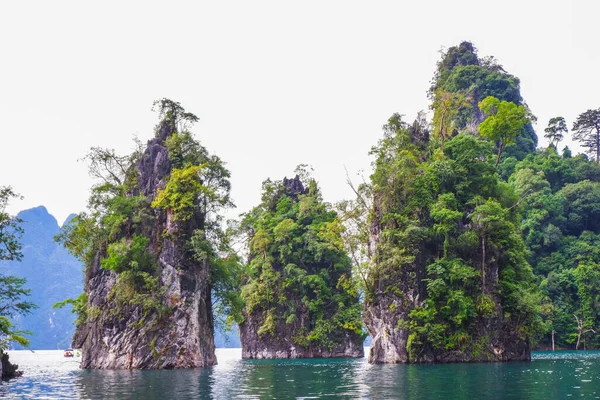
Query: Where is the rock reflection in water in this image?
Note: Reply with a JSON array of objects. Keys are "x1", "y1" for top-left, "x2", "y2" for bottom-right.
[{"x1": 3, "y1": 349, "x2": 600, "y2": 399}]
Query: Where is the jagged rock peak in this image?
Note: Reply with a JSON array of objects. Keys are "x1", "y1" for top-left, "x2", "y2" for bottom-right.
[
  {"x1": 282, "y1": 175, "x2": 308, "y2": 199},
  {"x1": 137, "y1": 120, "x2": 174, "y2": 199},
  {"x1": 73, "y1": 106, "x2": 218, "y2": 370}
]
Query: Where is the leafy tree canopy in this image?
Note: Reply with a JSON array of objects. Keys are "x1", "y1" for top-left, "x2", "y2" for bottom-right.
[{"x1": 0, "y1": 187, "x2": 36, "y2": 349}]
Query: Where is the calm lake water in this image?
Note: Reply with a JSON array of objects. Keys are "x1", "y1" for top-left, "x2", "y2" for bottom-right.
[{"x1": 1, "y1": 349, "x2": 599, "y2": 399}]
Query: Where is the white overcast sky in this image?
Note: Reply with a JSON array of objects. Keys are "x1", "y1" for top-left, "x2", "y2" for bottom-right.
[{"x1": 1, "y1": 1, "x2": 598, "y2": 224}]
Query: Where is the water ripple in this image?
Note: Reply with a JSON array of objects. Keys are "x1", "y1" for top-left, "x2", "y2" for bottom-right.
[{"x1": 1, "y1": 349, "x2": 599, "y2": 399}]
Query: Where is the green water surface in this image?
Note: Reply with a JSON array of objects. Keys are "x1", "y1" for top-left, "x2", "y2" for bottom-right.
[{"x1": 3, "y1": 349, "x2": 599, "y2": 399}]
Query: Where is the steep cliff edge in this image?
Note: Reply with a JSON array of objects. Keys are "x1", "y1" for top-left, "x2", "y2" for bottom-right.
[
  {"x1": 63, "y1": 100, "x2": 231, "y2": 369},
  {"x1": 238, "y1": 175, "x2": 365, "y2": 359},
  {"x1": 361, "y1": 43, "x2": 542, "y2": 364},
  {"x1": 363, "y1": 126, "x2": 537, "y2": 364}
]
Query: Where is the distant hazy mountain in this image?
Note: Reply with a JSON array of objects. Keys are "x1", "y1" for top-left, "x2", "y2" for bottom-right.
[
  {"x1": 214, "y1": 324, "x2": 241, "y2": 348},
  {"x1": 0, "y1": 206, "x2": 83, "y2": 350},
  {"x1": 1, "y1": 206, "x2": 242, "y2": 349}
]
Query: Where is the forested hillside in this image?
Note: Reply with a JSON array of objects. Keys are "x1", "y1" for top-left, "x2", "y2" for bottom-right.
[{"x1": 511, "y1": 147, "x2": 600, "y2": 349}]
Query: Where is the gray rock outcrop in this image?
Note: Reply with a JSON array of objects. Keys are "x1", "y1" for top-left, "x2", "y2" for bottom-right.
[
  {"x1": 364, "y1": 195, "x2": 530, "y2": 364},
  {"x1": 73, "y1": 121, "x2": 216, "y2": 369}
]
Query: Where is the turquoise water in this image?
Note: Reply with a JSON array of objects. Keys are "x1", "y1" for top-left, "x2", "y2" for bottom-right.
[{"x1": 2, "y1": 349, "x2": 600, "y2": 399}]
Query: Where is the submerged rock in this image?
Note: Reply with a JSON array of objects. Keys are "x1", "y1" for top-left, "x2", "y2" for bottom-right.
[{"x1": 1, "y1": 352, "x2": 23, "y2": 379}]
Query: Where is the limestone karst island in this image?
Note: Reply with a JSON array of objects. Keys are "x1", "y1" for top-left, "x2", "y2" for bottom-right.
[{"x1": 2, "y1": 41, "x2": 600, "y2": 398}]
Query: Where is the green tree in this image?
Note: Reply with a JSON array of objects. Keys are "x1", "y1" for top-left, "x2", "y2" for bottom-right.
[
  {"x1": 336, "y1": 171, "x2": 373, "y2": 299},
  {"x1": 573, "y1": 262, "x2": 600, "y2": 349},
  {"x1": 478, "y1": 96, "x2": 530, "y2": 167},
  {"x1": 0, "y1": 187, "x2": 24, "y2": 262},
  {"x1": 471, "y1": 200, "x2": 512, "y2": 292},
  {"x1": 152, "y1": 98, "x2": 199, "y2": 134},
  {"x1": 430, "y1": 193, "x2": 462, "y2": 258},
  {"x1": 238, "y1": 172, "x2": 364, "y2": 350},
  {"x1": 572, "y1": 109, "x2": 600, "y2": 163},
  {"x1": 544, "y1": 117, "x2": 568, "y2": 149},
  {"x1": 0, "y1": 187, "x2": 36, "y2": 350},
  {"x1": 431, "y1": 89, "x2": 469, "y2": 152}
]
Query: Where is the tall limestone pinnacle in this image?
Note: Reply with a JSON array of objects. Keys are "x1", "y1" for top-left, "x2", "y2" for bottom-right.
[
  {"x1": 238, "y1": 175, "x2": 365, "y2": 359},
  {"x1": 69, "y1": 101, "x2": 228, "y2": 369},
  {"x1": 362, "y1": 42, "x2": 540, "y2": 364}
]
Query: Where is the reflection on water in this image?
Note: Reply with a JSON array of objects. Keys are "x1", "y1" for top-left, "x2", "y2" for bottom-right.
[{"x1": 2, "y1": 349, "x2": 600, "y2": 399}]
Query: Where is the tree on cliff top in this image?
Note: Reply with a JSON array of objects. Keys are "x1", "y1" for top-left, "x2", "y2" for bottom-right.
[
  {"x1": 478, "y1": 96, "x2": 531, "y2": 167},
  {"x1": 544, "y1": 117, "x2": 568, "y2": 149},
  {"x1": 430, "y1": 41, "x2": 536, "y2": 160},
  {"x1": 573, "y1": 109, "x2": 600, "y2": 163}
]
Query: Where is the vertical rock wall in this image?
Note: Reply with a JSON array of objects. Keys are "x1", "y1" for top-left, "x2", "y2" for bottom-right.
[
  {"x1": 364, "y1": 197, "x2": 530, "y2": 364},
  {"x1": 73, "y1": 122, "x2": 216, "y2": 369}
]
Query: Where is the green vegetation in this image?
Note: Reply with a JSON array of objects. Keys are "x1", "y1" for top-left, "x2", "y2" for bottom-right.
[
  {"x1": 152, "y1": 166, "x2": 206, "y2": 222},
  {"x1": 509, "y1": 145, "x2": 600, "y2": 349},
  {"x1": 478, "y1": 96, "x2": 531, "y2": 166},
  {"x1": 342, "y1": 41, "x2": 600, "y2": 357},
  {"x1": 56, "y1": 98, "x2": 236, "y2": 332},
  {"x1": 0, "y1": 187, "x2": 36, "y2": 350},
  {"x1": 429, "y1": 41, "x2": 537, "y2": 161},
  {"x1": 237, "y1": 169, "x2": 365, "y2": 350},
  {"x1": 365, "y1": 112, "x2": 542, "y2": 358},
  {"x1": 544, "y1": 117, "x2": 568, "y2": 149},
  {"x1": 572, "y1": 109, "x2": 600, "y2": 163},
  {"x1": 14, "y1": 42, "x2": 600, "y2": 361}
]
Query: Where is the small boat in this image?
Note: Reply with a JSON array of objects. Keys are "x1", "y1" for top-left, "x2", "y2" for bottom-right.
[{"x1": 64, "y1": 349, "x2": 74, "y2": 358}]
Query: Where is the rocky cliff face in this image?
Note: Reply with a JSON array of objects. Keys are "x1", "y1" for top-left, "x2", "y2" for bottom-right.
[
  {"x1": 240, "y1": 310, "x2": 364, "y2": 359},
  {"x1": 364, "y1": 275, "x2": 530, "y2": 364},
  {"x1": 364, "y1": 194, "x2": 531, "y2": 364},
  {"x1": 73, "y1": 121, "x2": 216, "y2": 369},
  {"x1": 0, "y1": 353, "x2": 22, "y2": 379}
]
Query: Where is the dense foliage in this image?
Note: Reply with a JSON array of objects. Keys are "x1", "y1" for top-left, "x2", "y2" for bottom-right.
[
  {"x1": 9, "y1": 42, "x2": 600, "y2": 359},
  {"x1": 348, "y1": 41, "x2": 600, "y2": 356},
  {"x1": 430, "y1": 41, "x2": 537, "y2": 161},
  {"x1": 507, "y1": 146, "x2": 600, "y2": 349},
  {"x1": 366, "y1": 112, "x2": 543, "y2": 358},
  {"x1": 237, "y1": 171, "x2": 365, "y2": 349}
]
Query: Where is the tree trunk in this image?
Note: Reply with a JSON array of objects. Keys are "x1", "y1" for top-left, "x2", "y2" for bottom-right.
[
  {"x1": 439, "y1": 109, "x2": 447, "y2": 153},
  {"x1": 575, "y1": 315, "x2": 583, "y2": 350},
  {"x1": 597, "y1": 128, "x2": 600, "y2": 164},
  {"x1": 481, "y1": 235, "x2": 486, "y2": 293},
  {"x1": 552, "y1": 329, "x2": 555, "y2": 351},
  {"x1": 495, "y1": 141, "x2": 504, "y2": 167}
]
